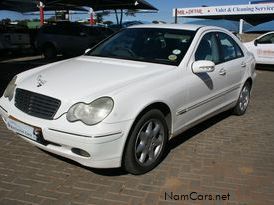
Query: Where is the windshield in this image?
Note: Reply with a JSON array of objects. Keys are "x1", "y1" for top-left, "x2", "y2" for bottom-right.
[{"x1": 86, "y1": 28, "x2": 196, "y2": 66}]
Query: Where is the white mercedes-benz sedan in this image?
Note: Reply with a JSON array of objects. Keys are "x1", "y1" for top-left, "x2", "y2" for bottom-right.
[
  {"x1": 0, "y1": 24, "x2": 256, "y2": 174},
  {"x1": 244, "y1": 32, "x2": 274, "y2": 65}
]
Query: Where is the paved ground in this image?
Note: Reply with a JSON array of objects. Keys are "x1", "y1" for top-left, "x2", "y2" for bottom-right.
[{"x1": 0, "y1": 57, "x2": 274, "y2": 205}]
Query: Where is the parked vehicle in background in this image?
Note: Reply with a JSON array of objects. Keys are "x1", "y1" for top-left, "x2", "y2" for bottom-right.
[
  {"x1": 35, "y1": 21, "x2": 114, "y2": 59},
  {"x1": 0, "y1": 38, "x2": 3, "y2": 50},
  {"x1": 0, "y1": 24, "x2": 31, "y2": 53},
  {"x1": 244, "y1": 32, "x2": 274, "y2": 65},
  {"x1": 108, "y1": 21, "x2": 144, "y2": 31},
  {"x1": 0, "y1": 24, "x2": 256, "y2": 174}
]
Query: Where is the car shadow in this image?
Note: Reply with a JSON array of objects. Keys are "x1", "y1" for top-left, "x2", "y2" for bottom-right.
[
  {"x1": 40, "y1": 110, "x2": 232, "y2": 176},
  {"x1": 196, "y1": 73, "x2": 214, "y2": 90},
  {"x1": 167, "y1": 110, "x2": 231, "y2": 150}
]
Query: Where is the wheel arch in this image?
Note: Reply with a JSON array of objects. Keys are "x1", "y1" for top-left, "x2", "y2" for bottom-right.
[
  {"x1": 133, "y1": 102, "x2": 172, "y2": 132},
  {"x1": 245, "y1": 77, "x2": 253, "y2": 88},
  {"x1": 121, "y1": 101, "x2": 172, "y2": 167},
  {"x1": 42, "y1": 41, "x2": 58, "y2": 53},
  {"x1": 41, "y1": 41, "x2": 59, "y2": 59}
]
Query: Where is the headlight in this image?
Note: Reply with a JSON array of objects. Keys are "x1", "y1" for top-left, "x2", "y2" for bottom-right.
[
  {"x1": 4, "y1": 76, "x2": 17, "y2": 101},
  {"x1": 66, "y1": 97, "x2": 114, "y2": 125}
]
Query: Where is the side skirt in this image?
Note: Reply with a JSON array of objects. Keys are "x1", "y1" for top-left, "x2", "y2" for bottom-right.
[{"x1": 170, "y1": 100, "x2": 237, "y2": 139}]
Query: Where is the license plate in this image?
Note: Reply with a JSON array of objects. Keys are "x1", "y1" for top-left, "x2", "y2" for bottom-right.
[{"x1": 6, "y1": 117, "x2": 37, "y2": 141}]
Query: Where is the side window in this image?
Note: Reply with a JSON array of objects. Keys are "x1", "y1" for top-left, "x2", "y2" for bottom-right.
[
  {"x1": 235, "y1": 43, "x2": 244, "y2": 58},
  {"x1": 218, "y1": 32, "x2": 244, "y2": 62},
  {"x1": 42, "y1": 25, "x2": 68, "y2": 35},
  {"x1": 257, "y1": 33, "x2": 274, "y2": 44},
  {"x1": 195, "y1": 32, "x2": 221, "y2": 64}
]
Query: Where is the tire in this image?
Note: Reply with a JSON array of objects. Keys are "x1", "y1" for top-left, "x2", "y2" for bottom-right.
[
  {"x1": 233, "y1": 82, "x2": 251, "y2": 116},
  {"x1": 123, "y1": 109, "x2": 168, "y2": 175},
  {"x1": 43, "y1": 44, "x2": 57, "y2": 59}
]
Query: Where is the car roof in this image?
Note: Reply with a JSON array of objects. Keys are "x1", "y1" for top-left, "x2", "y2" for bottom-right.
[
  {"x1": 260, "y1": 31, "x2": 274, "y2": 36},
  {"x1": 129, "y1": 23, "x2": 222, "y2": 31}
]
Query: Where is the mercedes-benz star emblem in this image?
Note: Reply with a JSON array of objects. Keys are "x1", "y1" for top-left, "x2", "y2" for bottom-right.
[{"x1": 37, "y1": 75, "x2": 47, "y2": 87}]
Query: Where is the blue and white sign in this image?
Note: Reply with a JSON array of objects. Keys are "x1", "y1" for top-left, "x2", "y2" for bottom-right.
[{"x1": 173, "y1": 3, "x2": 274, "y2": 17}]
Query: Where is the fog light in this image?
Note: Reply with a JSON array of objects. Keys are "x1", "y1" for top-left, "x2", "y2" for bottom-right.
[{"x1": 71, "y1": 148, "x2": 90, "y2": 157}]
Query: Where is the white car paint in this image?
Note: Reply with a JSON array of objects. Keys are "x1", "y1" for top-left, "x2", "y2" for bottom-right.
[
  {"x1": 244, "y1": 32, "x2": 274, "y2": 65},
  {"x1": 0, "y1": 24, "x2": 256, "y2": 171}
]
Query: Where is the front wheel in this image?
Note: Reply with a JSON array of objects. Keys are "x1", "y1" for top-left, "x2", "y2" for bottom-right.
[
  {"x1": 233, "y1": 82, "x2": 251, "y2": 115},
  {"x1": 123, "y1": 110, "x2": 168, "y2": 175},
  {"x1": 43, "y1": 44, "x2": 57, "y2": 59}
]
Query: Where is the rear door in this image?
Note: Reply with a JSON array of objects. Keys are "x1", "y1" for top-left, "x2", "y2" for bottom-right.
[
  {"x1": 60, "y1": 24, "x2": 84, "y2": 55},
  {"x1": 64, "y1": 24, "x2": 99, "y2": 55},
  {"x1": 217, "y1": 32, "x2": 246, "y2": 102}
]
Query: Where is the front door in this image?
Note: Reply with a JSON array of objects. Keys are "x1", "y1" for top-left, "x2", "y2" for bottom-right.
[{"x1": 175, "y1": 32, "x2": 227, "y2": 130}]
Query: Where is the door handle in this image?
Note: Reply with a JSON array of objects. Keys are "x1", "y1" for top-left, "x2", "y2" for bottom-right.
[
  {"x1": 219, "y1": 68, "x2": 226, "y2": 75},
  {"x1": 241, "y1": 62, "x2": 247, "y2": 67}
]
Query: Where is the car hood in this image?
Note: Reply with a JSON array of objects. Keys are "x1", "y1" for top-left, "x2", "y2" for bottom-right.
[{"x1": 17, "y1": 56, "x2": 173, "y2": 102}]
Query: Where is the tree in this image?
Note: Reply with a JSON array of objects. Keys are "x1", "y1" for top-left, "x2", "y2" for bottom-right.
[
  {"x1": 1, "y1": 18, "x2": 11, "y2": 25},
  {"x1": 125, "y1": 9, "x2": 138, "y2": 17},
  {"x1": 114, "y1": 9, "x2": 137, "y2": 25},
  {"x1": 96, "y1": 11, "x2": 110, "y2": 23},
  {"x1": 17, "y1": 19, "x2": 29, "y2": 26}
]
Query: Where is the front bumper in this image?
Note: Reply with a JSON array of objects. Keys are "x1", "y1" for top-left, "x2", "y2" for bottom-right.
[{"x1": 0, "y1": 100, "x2": 134, "y2": 169}]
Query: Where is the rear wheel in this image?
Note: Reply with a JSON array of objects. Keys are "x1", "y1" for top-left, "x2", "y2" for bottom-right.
[
  {"x1": 124, "y1": 109, "x2": 168, "y2": 175},
  {"x1": 233, "y1": 82, "x2": 251, "y2": 115},
  {"x1": 42, "y1": 44, "x2": 57, "y2": 59}
]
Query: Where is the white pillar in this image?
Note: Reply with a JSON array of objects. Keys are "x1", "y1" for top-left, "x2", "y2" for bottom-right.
[{"x1": 239, "y1": 19, "x2": 244, "y2": 34}]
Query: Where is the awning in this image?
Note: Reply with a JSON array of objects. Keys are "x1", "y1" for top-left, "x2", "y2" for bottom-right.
[
  {"x1": 0, "y1": 0, "x2": 157, "y2": 12},
  {"x1": 246, "y1": 20, "x2": 274, "y2": 33},
  {"x1": 187, "y1": 19, "x2": 253, "y2": 33},
  {"x1": 0, "y1": 0, "x2": 88, "y2": 12},
  {"x1": 43, "y1": 0, "x2": 158, "y2": 11}
]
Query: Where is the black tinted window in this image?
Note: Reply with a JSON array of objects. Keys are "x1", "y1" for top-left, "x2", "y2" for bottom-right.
[
  {"x1": 195, "y1": 32, "x2": 221, "y2": 64},
  {"x1": 218, "y1": 32, "x2": 243, "y2": 62},
  {"x1": 257, "y1": 33, "x2": 274, "y2": 44},
  {"x1": 42, "y1": 25, "x2": 67, "y2": 35},
  {"x1": 41, "y1": 23, "x2": 82, "y2": 36}
]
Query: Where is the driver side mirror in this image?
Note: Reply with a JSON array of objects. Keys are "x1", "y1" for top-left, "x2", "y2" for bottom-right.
[
  {"x1": 192, "y1": 60, "x2": 215, "y2": 74},
  {"x1": 254, "y1": 39, "x2": 258, "y2": 46}
]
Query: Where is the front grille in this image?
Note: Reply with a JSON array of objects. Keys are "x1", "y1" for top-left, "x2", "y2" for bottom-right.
[{"x1": 15, "y1": 88, "x2": 61, "y2": 120}]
